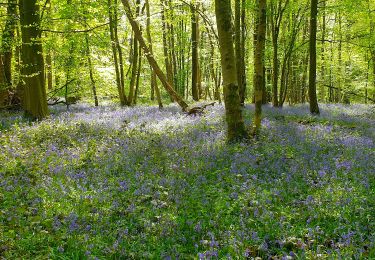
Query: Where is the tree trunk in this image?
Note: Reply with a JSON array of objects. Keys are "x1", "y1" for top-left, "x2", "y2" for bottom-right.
[
  {"x1": 168, "y1": 0, "x2": 178, "y2": 91},
  {"x1": 133, "y1": 48, "x2": 142, "y2": 105},
  {"x1": 85, "y1": 33, "x2": 99, "y2": 107},
  {"x1": 191, "y1": 3, "x2": 200, "y2": 101},
  {"x1": 337, "y1": 11, "x2": 342, "y2": 103},
  {"x1": 253, "y1": 0, "x2": 266, "y2": 133},
  {"x1": 128, "y1": 33, "x2": 139, "y2": 105},
  {"x1": 114, "y1": 0, "x2": 126, "y2": 104},
  {"x1": 145, "y1": 0, "x2": 163, "y2": 108},
  {"x1": 45, "y1": 52, "x2": 53, "y2": 90},
  {"x1": 320, "y1": 0, "x2": 326, "y2": 101},
  {"x1": 215, "y1": 0, "x2": 247, "y2": 142},
  {"x1": 108, "y1": 0, "x2": 127, "y2": 105},
  {"x1": 235, "y1": 0, "x2": 245, "y2": 106},
  {"x1": 270, "y1": 3, "x2": 279, "y2": 107},
  {"x1": 161, "y1": 0, "x2": 174, "y2": 94},
  {"x1": 44, "y1": 0, "x2": 53, "y2": 91},
  {"x1": 19, "y1": 0, "x2": 49, "y2": 119},
  {"x1": 308, "y1": 0, "x2": 320, "y2": 114},
  {"x1": 121, "y1": 0, "x2": 189, "y2": 111},
  {"x1": 0, "y1": 0, "x2": 17, "y2": 90},
  {"x1": 241, "y1": 0, "x2": 247, "y2": 104}
]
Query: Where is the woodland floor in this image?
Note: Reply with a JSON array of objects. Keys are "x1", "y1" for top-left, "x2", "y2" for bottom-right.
[{"x1": 0, "y1": 103, "x2": 374, "y2": 259}]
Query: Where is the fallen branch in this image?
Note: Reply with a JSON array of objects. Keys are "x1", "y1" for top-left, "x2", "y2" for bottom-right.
[{"x1": 187, "y1": 102, "x2": 216, "y2": 116}]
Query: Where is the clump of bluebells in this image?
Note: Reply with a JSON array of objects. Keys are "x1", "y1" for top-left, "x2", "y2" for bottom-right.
[{"x1": 0, "y1": 103, "x2": 374, "y2": 259}]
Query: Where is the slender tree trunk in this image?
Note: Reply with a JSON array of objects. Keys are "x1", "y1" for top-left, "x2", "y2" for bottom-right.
[
  {"x1": 301, "y1": 50, "x2": 309, "y2": 103},
  {"x1": 19, "y1": 0, "x2": 49, "y2": 119},
  {"x1": 365, "y1": 56, "x2": 369, "y2": 104},
  {"x1": 252, "y1": 14, "x2": 258, "y2": 104},
  {"x1": 320, "y1": 0, "x2": 326, "y2": 101},
  {"x1": 128, "y1": 0, "x2": 141, "y2": 105},
  {"x1": 235, "y1": 0, "x2": 245, "y2": 106},
  {"x1": 337, "y1": 11, "x2": 342, "y2": 103},
  {"x1": 0, "y1": 0, "x2": 17, "y2": 90},
  {"x1": 253, "y1": 0, "x2": 267, "y2": 133},
  {"x1": 145, "y1": 0, "x2": 163, "y2": 108},
  {"x1": 270, "y1": 4, "x2": 279, "y2": 107},
  {"x1": 161, "y1": 0, "x2": 174, "y2": 93},
  {"x1": 108, "y1": 0, "x2": 127, "y2": 105},
  {"x1": 133, "y1": 48, "x2": 142, "y2": 105},
  {"x1": 215, "y1": 0, "x2": 247, "y2": 142},
  {"x1": 81, "y1": 0, "x2": 98, "y2": 107},
  {"x1": 329, "y1": 29, "x2": 334, "y2": 102},
  {"x1": 128, "y1": 33, "x2": 139, "y2": 105},
  {"x1": 308, "y1": 0, "x2": 320, "y2": 114},
  {"x1": 114, "y1": 0, "x2": 126, "y2": 103},
  {"x1": 168, "y1": 0, "x2": 178, "y2": 90},
  {"x1": 45, "y1": 52, "x2": 53, "y2": 90},
  {"x1": 85, "y1": 33, "x2": 99, "y2": 106},
  {"x1": 241, "y1": 0, "x2": 247, "y2": 104},
  {"x1": 121, "y1": 0, "x2": 189, "y2": 111},
  {"x1": 191, "y1": 3, "x2": 200, "y2": 101},
  {"x1": 44, "y1": 0, "x2": 53, "y2": 91}
]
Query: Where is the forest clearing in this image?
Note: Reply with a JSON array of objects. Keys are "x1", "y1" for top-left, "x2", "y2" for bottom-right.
[{"x1": 0, "y1": 0, "x2": 375, "y2": 258}]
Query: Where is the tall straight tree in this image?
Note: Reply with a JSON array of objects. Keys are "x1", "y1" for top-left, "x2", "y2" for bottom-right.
[
  {"x1": 19, "y1": 0, "x2": 49, "y2": 119},
  {"x1": 145, "y1": 0, "x2": 163, "y2": 108},
  {"x1": 191, "y1": 2, "x2": 200, "y2": 101},
  {"x1": 253, "y1": 0, "x2": 267, "y2": 133},
  {"x1": 161, "y1": 0, "x2": 174, "y2": 92},
  {"x1": 270, "y1": 0, "x2": 289, "y2": 107},
  {"x1": 215, "y1": 0, "x2": 247, "y2": 142},
  {"x1": 0, "y1": 0, "x2": 17, "y2": 90},
  {"x1": 235, "y1": 0, "x2": 246, "y2": 105},
  {"x1": 128, "y1": 0, "x2": 141, "y2": 105},
  {"x1": 108, "y1": 0, "x2": 127, "y2": 106},
  {"x1": 308, "y1": 0, "x2": 320, "y2": 114}
]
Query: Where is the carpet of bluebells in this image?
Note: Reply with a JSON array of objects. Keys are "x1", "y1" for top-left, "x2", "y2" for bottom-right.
[{"x1": 0, "y1": 103, "x2": 374, "y2": 259}]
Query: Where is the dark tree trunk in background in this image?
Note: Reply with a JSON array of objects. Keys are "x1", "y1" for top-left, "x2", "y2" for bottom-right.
[
  {"x1": 0, "y1": 0, "x2": 17, "y2": 90},
  {"x1": 121, "y1": 0, "x2": 189, "y2": 111},
  {"x1": 215, "y1": 0, "x2": 247, "y2": 142},
  {"x1": 0, "y1": 0, "x2": 17, "y2": 107},
  {"x1": 308, "y1": 0, "x2": 320, "y2": 114},
  {"x1": 19, "y1": 0, "x2": 49, "y2": 119},
  {"x1": 253, "y1": 0, "x2": 266, "y2": 133},
  {"x1": 235, "y1": 0, "x2": 246, "y2": 106}
]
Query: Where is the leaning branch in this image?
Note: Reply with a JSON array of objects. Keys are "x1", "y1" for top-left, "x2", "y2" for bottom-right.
[
  {"x1": 121, "y1": 0, "x2": 189, "y2": 111},
  {"x1": 324, "y1": 85, "x2": 375, "y2": 103}
]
